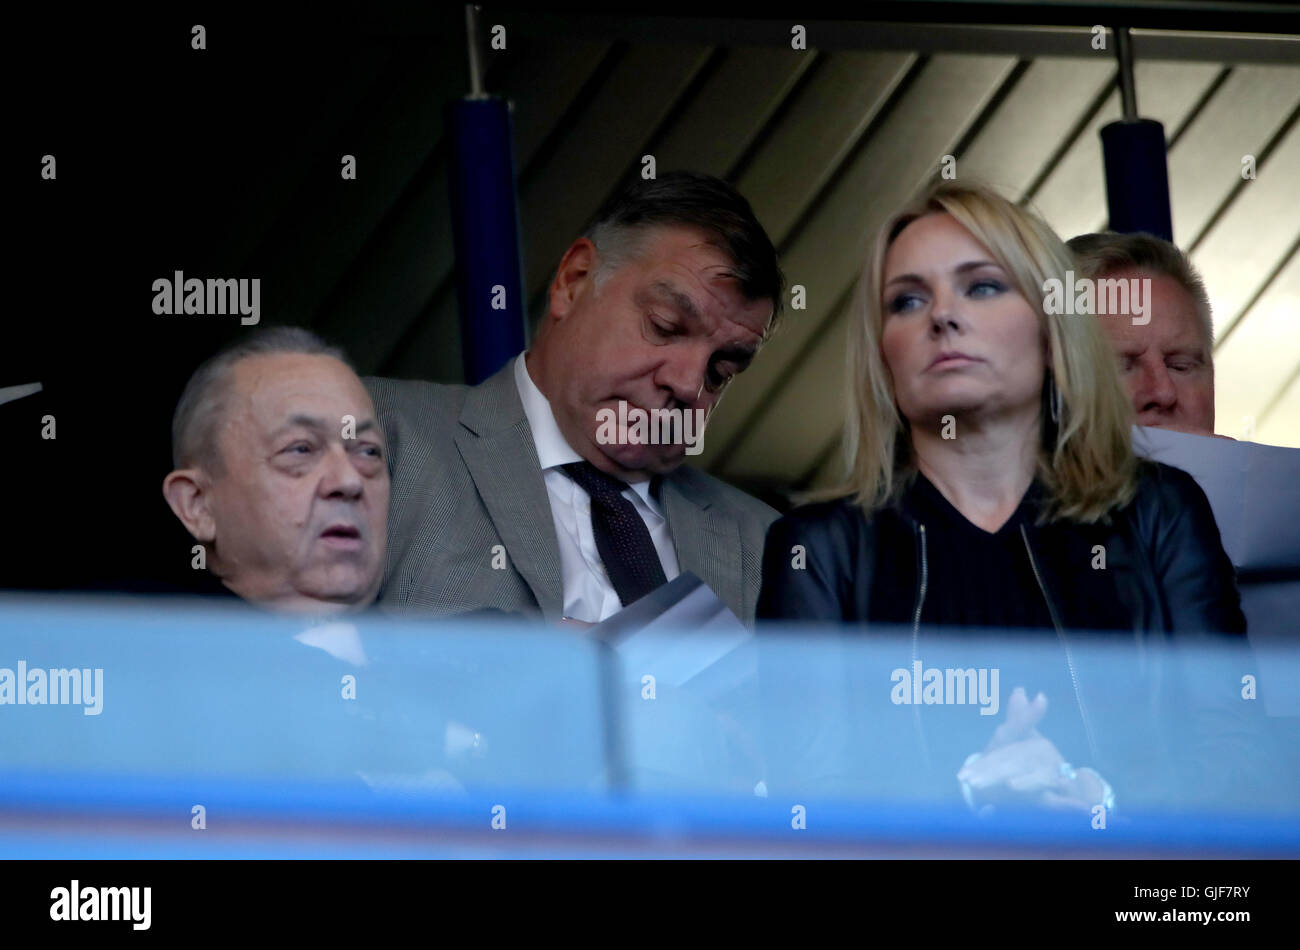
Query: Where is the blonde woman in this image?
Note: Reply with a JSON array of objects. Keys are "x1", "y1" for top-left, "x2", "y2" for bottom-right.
[{"x1": 757, "y1": 181, "x2": 1247, "y2": 812}]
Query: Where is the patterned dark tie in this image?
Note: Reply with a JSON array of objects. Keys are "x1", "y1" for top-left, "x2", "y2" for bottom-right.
[{"x1": 561, "y1": 461, "x2": 668, "y2": 607}]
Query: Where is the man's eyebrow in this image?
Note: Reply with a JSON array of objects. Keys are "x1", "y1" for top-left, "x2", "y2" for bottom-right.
[
  {"x1": 272, "y1": 414, "x2": 330, "y2": 436},
  {"x1": 269, "y1": 414, "x2": 381, "y2": 439},
  {"x1": 645, "y1": 280, "x2": 702, "y2": 323}
]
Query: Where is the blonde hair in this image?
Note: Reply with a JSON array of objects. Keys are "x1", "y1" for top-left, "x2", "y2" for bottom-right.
[{"x1": 829, "y1": 180, "x2": 1139, "y2": 524}]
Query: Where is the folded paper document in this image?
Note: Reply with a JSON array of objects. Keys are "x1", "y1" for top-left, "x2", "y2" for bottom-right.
[{"x1": 1133, "y1": 425, "x2": 1300, "y2": 572}]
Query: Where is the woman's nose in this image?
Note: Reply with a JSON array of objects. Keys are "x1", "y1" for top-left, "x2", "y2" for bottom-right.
[{"x1": 929, "y1": 289, "x2": 962, "y2": 334}]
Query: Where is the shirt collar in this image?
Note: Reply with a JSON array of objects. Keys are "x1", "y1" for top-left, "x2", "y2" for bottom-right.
[
  {"x1": 514, "y1": 353, "x2": 582, "y2": 470},
  {"x1": 513, "y1": 354, "x2": 660, "y2": 512}
]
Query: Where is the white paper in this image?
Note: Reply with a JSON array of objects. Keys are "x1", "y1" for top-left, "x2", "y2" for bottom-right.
[
  {"x1": 1133, "y1": 425, "x2": 1300, "y2": 571},
  {"x1": 590, "y1": 572, "x2": 750, "y2": 690}
]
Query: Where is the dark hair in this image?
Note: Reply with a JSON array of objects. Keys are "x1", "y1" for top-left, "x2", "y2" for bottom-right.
[
  {"x1": 171, "y1": 326, "x2": 352, "y2": 473},
  {"x1": 582, "y1": 171, "x2": 786, "y2": 332}
]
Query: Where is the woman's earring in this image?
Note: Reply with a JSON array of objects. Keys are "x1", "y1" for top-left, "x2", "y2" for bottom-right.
[{"x1": 1049, "y1": 376, "x2": 1062, "y2": 424}]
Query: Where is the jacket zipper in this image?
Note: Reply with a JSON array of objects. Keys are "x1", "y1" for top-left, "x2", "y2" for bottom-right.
[
  {"x1": 910, "y1": 522, "x2": 932, "y2": 769},
  {"x1": 1019, "y1": 524, "x2": 1100, "y2": 764}
]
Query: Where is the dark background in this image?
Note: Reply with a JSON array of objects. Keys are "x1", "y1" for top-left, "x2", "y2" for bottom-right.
[{"x1": 10, "y1": 8, "x2": 474, "y2": 592}]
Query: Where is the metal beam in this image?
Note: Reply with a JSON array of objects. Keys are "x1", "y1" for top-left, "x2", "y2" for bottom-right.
[{"x1": 497, "y1": 14, "x2": 1300, "y2": 64}]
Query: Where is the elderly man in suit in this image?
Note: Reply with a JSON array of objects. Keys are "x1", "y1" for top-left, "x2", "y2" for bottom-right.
[
  {"x1": 162, "y1": 327, "x2": 390, "y2": 613},
  {"x1": 367, "y1": 172, "x2": 785, "y2": 625}
]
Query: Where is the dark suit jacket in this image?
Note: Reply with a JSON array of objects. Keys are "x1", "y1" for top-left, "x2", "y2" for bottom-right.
[{"x1": 365, "y1": 361, "x2": 778, "y2": 624}]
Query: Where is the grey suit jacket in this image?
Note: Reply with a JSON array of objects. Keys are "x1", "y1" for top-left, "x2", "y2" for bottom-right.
[{"x1": 364, "y1": 361, "x2": 778, "y2": 625}]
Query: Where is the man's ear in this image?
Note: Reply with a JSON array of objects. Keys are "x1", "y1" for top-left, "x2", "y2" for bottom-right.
[
  {"x1": 162, "y1": 469, "x2": 216, "y2": 543},
  {"x1": 547, "y1": 237, "x2": 598, "y2": 320}
]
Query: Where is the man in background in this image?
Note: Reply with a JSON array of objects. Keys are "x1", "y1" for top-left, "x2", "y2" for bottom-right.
[{"x1": 1068, "y1": 230, "x2": 1218, "y2": 437}]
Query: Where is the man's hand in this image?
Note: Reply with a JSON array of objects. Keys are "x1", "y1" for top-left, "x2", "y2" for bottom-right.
[{"x1": 956, "y1": 686, "x2": 1106, "y2": 812}]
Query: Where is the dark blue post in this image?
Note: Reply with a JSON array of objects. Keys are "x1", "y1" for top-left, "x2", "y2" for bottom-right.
[
  {"x1": 446, "y1": 97, "x2": 528, "y2": 385},
  {"x1": 1099, "y1": 26, "x2": 1174, "y2": 240},
  {"x1": 1100, "y1": 118, "x2": 1175, "y2": 240}
]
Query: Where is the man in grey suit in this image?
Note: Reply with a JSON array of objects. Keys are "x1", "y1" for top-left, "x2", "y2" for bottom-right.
[{"x1": 367, "y1": 172, "x2": 785, "y2": 625}]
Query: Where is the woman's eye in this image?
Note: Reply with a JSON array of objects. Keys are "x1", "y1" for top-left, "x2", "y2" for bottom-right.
[
  {"x1": 887, "y1": 293, "x2": 922, "y2": 314},
  {"x1": 968, "y1": 279, "x2": 1005, "y2": 298},
  {"x1": 286, "y1": 442, "x2": 314, "y2": 455}
]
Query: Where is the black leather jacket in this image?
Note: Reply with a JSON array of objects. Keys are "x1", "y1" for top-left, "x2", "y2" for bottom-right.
[
  {"x1": 756, "y1": 461, "x2": 1265, "y2": 813},
  {"x1": 758, "y1": 460, "x2": 1245, "y2": 636}
]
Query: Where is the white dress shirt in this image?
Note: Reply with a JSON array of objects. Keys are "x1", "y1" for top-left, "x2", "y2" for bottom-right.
[{"x1": 514, "y1": 354, "x2": 680, "y2": 622}]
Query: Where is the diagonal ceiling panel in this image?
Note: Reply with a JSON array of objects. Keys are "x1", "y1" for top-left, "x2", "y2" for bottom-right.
[
  {"x1": 1196, "y1": 119, "x2": 1299, "y2": 343},
  {"x1": 1030, "y1": 60, "x2": 1223, "y2": 240},
  {"x1": 1210, "y1": 236, "x2": 1300, "y2": 442},
  {"x1": 732, "y1": 51, "x2": 917, "y2": 243},
  {"x1": 1167, "y1": 64, "x2": 1300, "y2": 246},
  {"x1": 959, "y1": 56, "x2": 1115, "y2": 195},
  {"x1": 647, "y1": 46, "x2": 815, "y2": 178},
  {"x1": 1257, "y1": 362, "x2": 1300, "y2": 447},
  {"x1": 720, "y1": 293, "x2": 856, "y2": 485},
  {"x1": 505, "y1": 42, "x2": 619, "y2": 184}
]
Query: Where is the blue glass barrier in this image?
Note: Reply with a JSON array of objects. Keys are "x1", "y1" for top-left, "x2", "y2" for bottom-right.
[{"x1": 1, "y1": 596, "x2": 1296, "y2": 858}]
